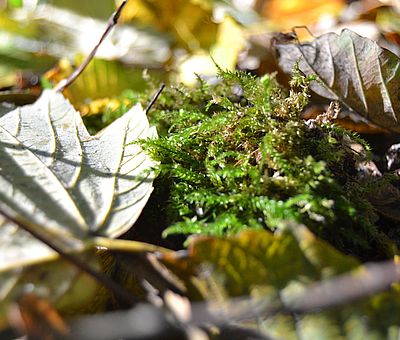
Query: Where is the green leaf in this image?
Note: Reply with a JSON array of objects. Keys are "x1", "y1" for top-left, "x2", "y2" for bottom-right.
[
  {"x1": 0, "y1": 89, "x2": 157, "y2": 265},
  {"x1": 275, "y1": 29, "x2": 400, "y2": 132}
]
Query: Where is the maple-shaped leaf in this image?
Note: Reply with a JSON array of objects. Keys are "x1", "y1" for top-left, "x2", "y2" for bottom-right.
[
  {"x1": 0, "y1": 90, "x2": 159, "y2": 329},
  {"x1": 0, "y1": 89, "x2": 158, "y2": 266}
]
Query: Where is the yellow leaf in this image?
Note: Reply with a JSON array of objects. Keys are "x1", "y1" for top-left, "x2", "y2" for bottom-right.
[
  {"x1": 177, "y1": 16, "x2": 244, "y2": 85},
  {"x1": 211, "y1": 16, "x2": 245, "y2": 70},
  {"x1": 116, "y1": 0, "x2": 217, "y2": 50}
]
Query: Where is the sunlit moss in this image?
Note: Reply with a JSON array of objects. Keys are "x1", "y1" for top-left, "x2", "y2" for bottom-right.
[
  {"x1": 83, "y1": 67, "x2": 395, "y2": 260},
  {"x1": 141, "y1": 68, "x2": 395, "y2": 259}
]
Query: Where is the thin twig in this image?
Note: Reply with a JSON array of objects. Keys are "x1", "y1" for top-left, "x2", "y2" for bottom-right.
[
  {"x1": 54, "y1": 0, "x2": 128, "y2": 93},
  {"x1": 0, "y1": 207, "x2": 137, "y2": 306},
  {"x1": 145, "y1": 83, "x2": 165, "y2": 114}
]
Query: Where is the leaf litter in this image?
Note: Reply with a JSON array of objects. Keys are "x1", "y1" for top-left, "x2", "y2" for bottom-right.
[{"x1": 3, "y1": 1, "x2": 400, "y2": 338}]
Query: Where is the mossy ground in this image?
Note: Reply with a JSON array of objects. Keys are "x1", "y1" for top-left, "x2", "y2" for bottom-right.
[{"x1": 85, "y1": 69, "x2": 397, "y2": 261}]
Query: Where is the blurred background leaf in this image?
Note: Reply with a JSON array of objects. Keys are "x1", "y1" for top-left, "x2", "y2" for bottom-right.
[
  {"x1": 43, "y1": 56, "x2": 154, "y2": 107},
  {"x1": 118, "y1": 0, "x2": 218, "y2": 51},
  {"x1": 4, "y1": 0, "x2": 400, "y2": 93},
  {"x1": 0, "y1": 1, "x2": 169, "y2": 93}
]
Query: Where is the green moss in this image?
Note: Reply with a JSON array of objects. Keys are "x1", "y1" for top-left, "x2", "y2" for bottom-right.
[
  {"x1": 142, "y1": 68, "x2": 394, "y2": 259},
  {"x1": 82, "y1": 67, "x2": 395, "y2": 259}
]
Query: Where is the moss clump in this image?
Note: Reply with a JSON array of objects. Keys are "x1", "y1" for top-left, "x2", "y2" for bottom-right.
[{"x1": 142, "y1": 68, "x2": 394, "y2": 260}]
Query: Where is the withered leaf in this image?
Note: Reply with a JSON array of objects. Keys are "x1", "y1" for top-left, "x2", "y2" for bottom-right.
[{"x1": 276, "y1": 29, "x2": 400, "y2": 132}]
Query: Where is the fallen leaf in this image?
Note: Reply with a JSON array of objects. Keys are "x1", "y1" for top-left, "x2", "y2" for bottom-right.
[
  {"x1": 161, "y1": 223, "x2": 400, "y2": 339},
  {"x1": 0, "y1": 89, "x2": 158, "y2": 329},
  {"x1": 276, "y1": 29, "x2": 400, "y2": 132},
  {"x1": 8, "y1": 292, "x2": 71, "y2": 339},
  {"x1": 161, "y1": 224, "x2": 358, "y2": 298},
  {"x1": 0, "y1": 89, "x2": 157, "y2": 248}
]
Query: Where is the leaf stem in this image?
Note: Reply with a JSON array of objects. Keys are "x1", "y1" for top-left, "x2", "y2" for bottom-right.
[
  {"x1": 93, "y1": 236, "x2": 170, "y2": 254},
  {"x1": 54, "y1": 0, "x2": 128, "y2": 93}
]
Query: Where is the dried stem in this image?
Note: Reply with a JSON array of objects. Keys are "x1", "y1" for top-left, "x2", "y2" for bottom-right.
[
  {"x1": 54, "y1": 0, "x2": 128, "y2": 93},
  {"x1": 145, "y1": 83, "x2": 165, "y2": 114}
]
